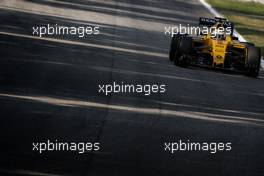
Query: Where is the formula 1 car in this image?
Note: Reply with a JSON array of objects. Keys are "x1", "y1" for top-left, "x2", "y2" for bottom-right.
[{"x1": 169, "y1": 17, "x2": 261, "y2": 77}]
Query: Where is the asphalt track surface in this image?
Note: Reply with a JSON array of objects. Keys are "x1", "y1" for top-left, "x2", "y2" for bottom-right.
[{"x1": 0, "y1": 0, "x2": 264, "y2": 176}]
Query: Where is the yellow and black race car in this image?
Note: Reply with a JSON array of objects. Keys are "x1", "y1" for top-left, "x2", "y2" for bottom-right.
[{"x1": 169, "y1": 17, "x2": 261, "y2": 77}]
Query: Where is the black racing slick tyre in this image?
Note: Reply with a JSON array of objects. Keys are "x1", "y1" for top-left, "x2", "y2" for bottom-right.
[
  {"x1": 246, "y1": 46, "x2": 261, "y2": 77},
  {"x1": 169, "y1": 34, "x2": 180, "y2": 62},
  {"x1": 175, "y1": 37, "x2": 192, "y2": 67}
]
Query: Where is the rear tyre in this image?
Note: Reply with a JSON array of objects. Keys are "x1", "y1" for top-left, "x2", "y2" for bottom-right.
[
  {"x1": 246, "y1": 46, "x2": 261, "y2": 77},
  {"x1": 169, "y1": 34, "x2": 180, "y2": 62},
  {"x1": 176, "y1": 37, "x2": 192, "y2": 67}
]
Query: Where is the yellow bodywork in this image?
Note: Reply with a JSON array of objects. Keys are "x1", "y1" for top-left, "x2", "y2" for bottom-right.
[
  {"x1": 200, "y1": 23, "x2": 247, "y2": 67},
  {"x1": 211, "y1": 39, "x2": 228, "y2": 66}
]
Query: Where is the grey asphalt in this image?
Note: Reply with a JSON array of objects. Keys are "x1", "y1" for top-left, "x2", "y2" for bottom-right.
[{"x1": 0, "y1": 0, "x2": 264, "y2": 176}]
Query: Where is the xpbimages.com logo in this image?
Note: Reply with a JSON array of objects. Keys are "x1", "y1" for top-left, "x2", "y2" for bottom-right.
[
  {"x1": 165, "y1": 24, "x2": 232, "y2": 37},
  {"x1": 164, "y1": 140, "x2": 232, "y2": 154},
  {"x1": 32, "y1": 140, "x2": 100, "y2": 154},
  {"x1": 98, "y1": 82, "x2": 166, "y2": 96},
  {"x1": 32, "y1": 24, "x2": 100, "y2": 38}
]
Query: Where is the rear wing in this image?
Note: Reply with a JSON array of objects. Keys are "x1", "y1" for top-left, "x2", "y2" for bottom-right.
[{"x1": 199, "y1": 17, "x2": 234, "y2": 35}]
